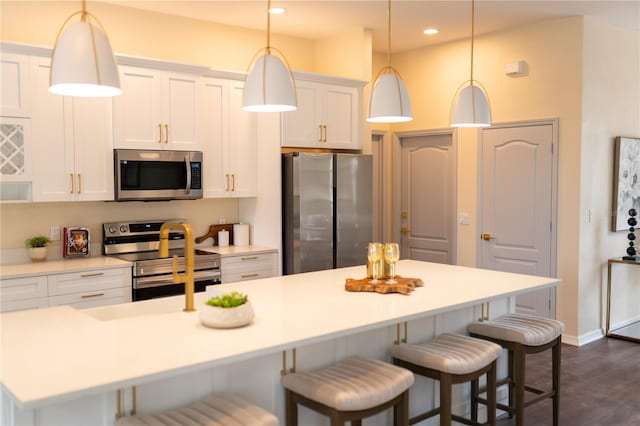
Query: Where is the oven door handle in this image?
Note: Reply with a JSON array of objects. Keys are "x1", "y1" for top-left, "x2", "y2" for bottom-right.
[
  {"x1": 134, "y1": 270, "x2": 221, "y2": 289},
  {"x1": 185, "y1": 155, "x2": 192, "y2": 195}
]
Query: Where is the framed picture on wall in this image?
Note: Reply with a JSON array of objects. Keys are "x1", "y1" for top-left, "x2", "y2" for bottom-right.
[{"x1": 612, "y1": 136, "x2": 640, "y2": 231}]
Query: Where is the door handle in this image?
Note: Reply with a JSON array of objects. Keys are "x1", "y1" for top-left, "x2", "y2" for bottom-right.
[
  {"x1": 225, "y1": 174, "x2": 229, "y2": 191},
  {"x1": 231, "y1": 174, "x2": 235, "y2": 191},
  {"x1": 77, "y1": 173, "x2": 82, "y2": 194},
  {"x1": 70, "y1": 173, "x2": 75, "y2": 194},
  {"x1": 401, "y1": 227, "x2": 409, "y2": 233},
  {"x1": 482, "y1": 233, "x2": 495, "y2": 241},
  {"x1": 158, "y1": 124, "x2": 163, "y2": 143},
  {"x1": 164, "y1": 124, "x2": 169, "y2": 143}
]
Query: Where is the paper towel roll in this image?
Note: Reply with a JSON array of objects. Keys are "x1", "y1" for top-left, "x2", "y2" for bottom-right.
[
  {"x1": 218, "y1": 230, "x2": 229, "y2": 247},
  {"x1": 233, "y1": 224, "x2": 249, "y2": 246}
]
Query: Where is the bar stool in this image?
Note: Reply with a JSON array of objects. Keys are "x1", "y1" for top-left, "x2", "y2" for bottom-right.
[
  {"x1": 281, "y1": 355, "x2": 415, "y2": 426},
  {"x1": 468, "y1": 313, "x2": 565, "y2": 426},
  {"x1": 390, "y1": 332, "x2": 502, "y2": 426},
  {"x1": 115, "y1": 392, "x2": 278, "y2": 426}
]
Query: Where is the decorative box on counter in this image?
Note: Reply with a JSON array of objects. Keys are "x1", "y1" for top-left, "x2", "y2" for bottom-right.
[{"x1": 63, "y1": 227, "x2": 90, "y2": 258}]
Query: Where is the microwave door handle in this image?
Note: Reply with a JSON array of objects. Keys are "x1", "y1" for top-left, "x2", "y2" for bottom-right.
[{"x1": 185, "y1": 155, "x2": 191, "y2": 194}]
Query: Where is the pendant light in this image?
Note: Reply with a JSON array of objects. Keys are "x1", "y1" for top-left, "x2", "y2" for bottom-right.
[
  {"x1": 367, "y1": 0, "x2": 412, "y2": 123},
  {"x1": 243, "y1": 0, "x2": 297, "y2": 112},
  {"x1": 450, "y1": 0, "x2": 491, "y2": 127},
  {"x1": 49, "y1": 0, "x2": 121, "y2": 97}
]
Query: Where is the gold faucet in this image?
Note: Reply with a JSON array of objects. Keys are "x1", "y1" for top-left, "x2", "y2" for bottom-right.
[{"x1": 159, "y1": 222, "x2": 195, "y2": 312}]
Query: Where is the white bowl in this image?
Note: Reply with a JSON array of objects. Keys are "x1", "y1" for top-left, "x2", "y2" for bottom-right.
[{"x1": 199, "y1": 301, "x2": 254, "y2": 329}]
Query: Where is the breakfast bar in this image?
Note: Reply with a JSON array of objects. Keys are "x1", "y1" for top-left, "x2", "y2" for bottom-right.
[{"x1": 0, "y1": 260, "x2": 560, "y2": 425}]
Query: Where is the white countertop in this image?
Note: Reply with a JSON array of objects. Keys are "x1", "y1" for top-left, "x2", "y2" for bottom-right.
[
  {"x1": 0, "y1": 260, "x2": 560, "y2": 409},
  {"x1": 0, "y1": 256, "x2": 132, "y2": 279},
  {"x1": 199, "y1": 245, "x2": 277, "y2": 257}
]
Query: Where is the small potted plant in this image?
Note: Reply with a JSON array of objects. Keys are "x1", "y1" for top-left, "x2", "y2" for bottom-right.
[
  {"x1": 25, "y1": 235, "x2": 51, "y2": 262},
  {"x1": 198, "y1": 291, "x2": 254, "y2": 329}
]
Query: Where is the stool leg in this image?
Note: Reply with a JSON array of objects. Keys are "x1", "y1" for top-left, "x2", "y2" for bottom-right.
[
  {"x1": 508, "y1": 348, "x2": 515, "y2": 418},
  {"x1": 552, "y1": 338, "x2": 561, "y2": 426},
  {"x1": 471, "y1": 377, "x2": 479, "y2": 422},
  {"x1": 513, "y1": 345, "x2": 526, "y2": 426},
  {"x1": 486, "y1": 361, "x2": 497, "y2": 426},
  {"x1": 440, "y1": 374, "x2": 453, "y2": 426},
  {"x1": 394, "y1": 390, "x2": 409, "y2": 426},
  {"x1": 285, "y1": 389, "x2": 298, "y2": 426},
  {"x1": 351, "y1": 420, "x2": 362, "y2": 426}
]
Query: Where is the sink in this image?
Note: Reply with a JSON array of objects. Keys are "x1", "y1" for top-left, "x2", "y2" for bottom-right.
[{"x1": 84, "y1": 296, "x2": 193, "y2": 321}]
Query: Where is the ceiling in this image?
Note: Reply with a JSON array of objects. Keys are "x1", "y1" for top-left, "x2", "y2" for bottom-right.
[{"x1": 104, "y1": 1, "x2": 640, "y2": 53}]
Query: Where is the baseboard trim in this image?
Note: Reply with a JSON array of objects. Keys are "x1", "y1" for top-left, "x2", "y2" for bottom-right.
[{"x1": 561, "y1": 329, "x2": 604, "y2": 346}]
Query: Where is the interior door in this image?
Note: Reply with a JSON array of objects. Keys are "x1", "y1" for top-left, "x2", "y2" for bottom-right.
[
  {"x1": 400, "y1": 133, "x2": 456, "y2": 264},
  {"x1": 480, "y1": 123, "x2": 557, "y2": 317}
]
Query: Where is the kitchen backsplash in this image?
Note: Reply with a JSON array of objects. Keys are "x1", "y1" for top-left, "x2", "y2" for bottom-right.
[{"x1": 0, "y1": 198, "x2": 239, "y2": 264}]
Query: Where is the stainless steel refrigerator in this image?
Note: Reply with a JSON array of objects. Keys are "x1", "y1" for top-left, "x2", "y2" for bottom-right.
[{"x1": 282, "y1": 152, "x2": 372, "y2": 275}]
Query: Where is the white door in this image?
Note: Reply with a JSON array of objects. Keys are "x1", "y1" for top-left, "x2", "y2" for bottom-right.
[
  {"x1": 323, "y1": 84, "x2": 358, "y2": 149},
  {"x1": 163, "y1": 73, "x2": 201, "y2": 150},
  {"x1": 227, "y1": 80, "x2": 257, "y2": 197},
  {"x1": 399, "y1": 133, "x2": 456, "y2": 264},
  {"x1": 480, "y1": 122, "x2": 557, "y2": 318},
  {"x1": 201, "y1": 77, "x2": 227, "y2": 198}
]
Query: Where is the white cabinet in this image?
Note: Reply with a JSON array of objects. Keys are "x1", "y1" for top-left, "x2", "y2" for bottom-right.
[
  {"x1": 48, "y1": 267, "x2": 131, "y2": 309},
  {"x1": 282, "y1": 78, "x2": 361, "y2": 150},
  {"x1": 1, "y1": 52, "x2": 30, "y2": 117},
  {"x1": 0, "y1": 275, "x2": 48, "y2": 312},
  {"x1": 221, "y1": 251, "x2": 277, "y2": 283},
  {"x1": 114, "y1": 65, "x2": 201, "y2": 151},
  {"x1": 201, "y1": 77, "x2": 257, "y2": 198},
  {"x1": 30, "y1": 58, "x2": 114, "y2": 202},
  {"x1": 0, "y1": 266, "x2": 131, "y2": 312}
]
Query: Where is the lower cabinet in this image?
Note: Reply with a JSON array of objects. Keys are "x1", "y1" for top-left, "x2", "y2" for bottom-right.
[
  {"x1": 0, "y1": 267, "x2": 132, "y2": 313},
  {"x1": 221, "y1": 251, "x2": 277, "y2": 283}
]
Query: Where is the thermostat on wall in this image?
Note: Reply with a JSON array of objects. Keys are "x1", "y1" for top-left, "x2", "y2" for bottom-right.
[{"x1": 505, "y1": 60, "x2": 527, "y2": 76}]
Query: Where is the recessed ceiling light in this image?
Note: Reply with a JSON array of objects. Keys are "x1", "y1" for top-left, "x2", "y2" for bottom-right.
[
  {"x1": 269, "y1": 7, "x2": 286, "y2": 14},
  {"x1": 423, "y1": 28, "x2": 439, "y2": 35}
]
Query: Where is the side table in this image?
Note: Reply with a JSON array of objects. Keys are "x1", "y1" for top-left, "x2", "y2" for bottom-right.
[{"x1": 605, "y1": 258, "x2": 640, "y2": 342}]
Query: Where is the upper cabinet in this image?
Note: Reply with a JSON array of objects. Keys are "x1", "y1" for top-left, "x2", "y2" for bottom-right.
[
  {"x1": 113, "y1": 65, "x2": 202, "y2": 151},
  {"x1": 1, "y1": 53, "x2": 31, "y2": 118},
  {"x1": 30, "y1": 58, "x2": 114, "y2": 202},
  {"x1": 282, "y1": 75, "x2": 365, "y2": 150},
  {"x1": 201, "y1": 77, "x2": 257, "y2": 198}
]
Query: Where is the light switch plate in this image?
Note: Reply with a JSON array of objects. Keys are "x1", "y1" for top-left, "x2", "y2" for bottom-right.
[{"x1": 50, "y1": 226, "x2": 61, "y2": 241}]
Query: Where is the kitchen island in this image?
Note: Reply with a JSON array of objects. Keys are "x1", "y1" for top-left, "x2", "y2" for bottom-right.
[{"x1": 1, "y1": 260, "x2": 560, "y2": 425}]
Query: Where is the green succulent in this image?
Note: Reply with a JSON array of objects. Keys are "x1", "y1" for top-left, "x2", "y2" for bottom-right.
[
  {"x1": 206, "y1": 291, "x2": 248, "y2": 308},
  {"x1": 25, "y1": 235, "x2": 51, "y2": 248}
]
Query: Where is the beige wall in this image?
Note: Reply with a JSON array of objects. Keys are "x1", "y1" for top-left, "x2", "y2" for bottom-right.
[{"x1": 580, "y1": 18, "x2": 640, "y2": 336}]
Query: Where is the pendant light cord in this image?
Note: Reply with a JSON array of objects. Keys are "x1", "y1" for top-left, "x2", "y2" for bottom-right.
[
  {"x1": 266, "y1": 0, "x2": 271, "y2": 53},
  {"x1": 386, "y1": 0, "x2": 391, "y2": 66},
  {"x1": 470, "y1": 0, "x2": 475, "y2": 86}
]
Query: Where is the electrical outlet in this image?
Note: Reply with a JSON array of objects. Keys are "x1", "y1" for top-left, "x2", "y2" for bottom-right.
[{"x1": 50, "y1": 226, "x2": 61, "y2": 241}]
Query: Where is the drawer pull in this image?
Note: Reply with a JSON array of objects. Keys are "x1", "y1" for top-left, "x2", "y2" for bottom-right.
[
  {"x1": 241, "y1": 256, "x2": 259, "y2": 261},
  {"x1": 81, "y1": 292, "x2": 105, "y2": 299},
  {"x1": 241, "y1": 273, "x2": 259, "y2": 278},
  {"x1": 80, "y1": 272, "x2": 105, "y2": 278}
]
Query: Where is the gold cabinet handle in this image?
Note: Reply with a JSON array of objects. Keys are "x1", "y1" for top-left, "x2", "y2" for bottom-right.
[
  {"x1": 77, "y1": 173, "x2": 82, "y2": 194},
  {"x1": 401, "y1": 226, "x2": 409, "y2": 233},
  {"x1": 70, "y1": 173, "x2": 75, "y2": 194},
  {"x1": 164, "y1": 124, "x2": 169, "y2": 144},
  {"x1": 323, "y1": 125, "x2": 327, "y2": 142},
  {"x1": 318, "y1": 125, "x2": 323, "y2": 142},
  {"x1": 241, "y1": 273, "x2": 259, "y2": 278},
  {"x1": 225, "y1": 174, "x2": 229, "y2": 191},
  {"x1": 80, "y1": 272, "x2": 104, "y2": 278},
  {"x1": 231, "y1": 174, "x2": 235, "y2": 191},
  {"x1": 482, "y1": 233, "x2": 495, "y2": 241},
  {"x1": 158, "y1": 124, "x2": 162, "y2": 143},
  {"x1": 81, "y1": 292, "x2": 105, "y2": 299},
  {"x1": 241, "y1": 256, "x2": 259, "y2": 261}
]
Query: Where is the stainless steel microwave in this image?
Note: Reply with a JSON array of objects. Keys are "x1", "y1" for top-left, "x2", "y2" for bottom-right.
[{"x1": 114, "y1": 149, "x2": 203, "y2": 201}]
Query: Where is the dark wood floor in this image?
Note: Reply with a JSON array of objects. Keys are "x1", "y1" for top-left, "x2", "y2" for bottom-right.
[{"x1": 495, "y1": 337, "x2": 640, "y2": 426}]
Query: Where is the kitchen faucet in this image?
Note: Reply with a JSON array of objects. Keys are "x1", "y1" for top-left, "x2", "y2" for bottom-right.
[{"x1": 159, "y1": 222, "x2": 195, "y2": 312}]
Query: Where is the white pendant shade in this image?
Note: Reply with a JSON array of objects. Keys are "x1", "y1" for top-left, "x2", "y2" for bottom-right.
[
  {"x1": 450, "y1": 83, "x2": 491, "y2": 127},
  {"x1": 367, "y1": 71, "x2": 412, "y2": 123},
  {"x1": 243, "y1": 53, "x2": 296, "y2": 112},
  {"x1": 49, "y1": 21, "x2": 121, "y2": 97}
]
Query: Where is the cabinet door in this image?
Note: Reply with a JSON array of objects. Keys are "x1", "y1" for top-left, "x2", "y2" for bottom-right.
[
  {"x1": 72, "y1": 97, "x2": 114, "y2": 201},
  {"x1": 281, "y1": 80, "x2": 322, "y2": 148},
  {"x1": 0, "y1": 116, "x2": 32, "y2": 183},
  {"x1": 113, "y1": 66, "x2": 163, "y2": 149},
  {"x1": 1, "y1": 53, "x2": 30, "y2": 117},
  {"x1": 163, "y1": 73, "x2": 201, "y2": 150},
  {"x1": 201, "y1": 77, "x2": 228, "y2": 198},
  {"x1": 0, "y1": 275, "x2": 48, "y2": 313},
  {"x1": 323, "y1": 84, "x2": 360, "y2": 149},
  {"x1": 31, "y1": 58, "x2": 74, "y2": 202},
  {"x1": 227, "y1": 80, "x2": 257, "y2": 197}
]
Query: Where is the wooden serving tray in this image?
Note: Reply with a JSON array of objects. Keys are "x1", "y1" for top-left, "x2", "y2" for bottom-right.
[{"x1": 345, "y1": 276, "x2": 424, "y2": 295}]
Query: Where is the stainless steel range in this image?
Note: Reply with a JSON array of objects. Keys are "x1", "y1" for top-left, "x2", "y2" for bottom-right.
[{"x1": 103, "y1": 219, "x2": 221, "y2": 301}]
